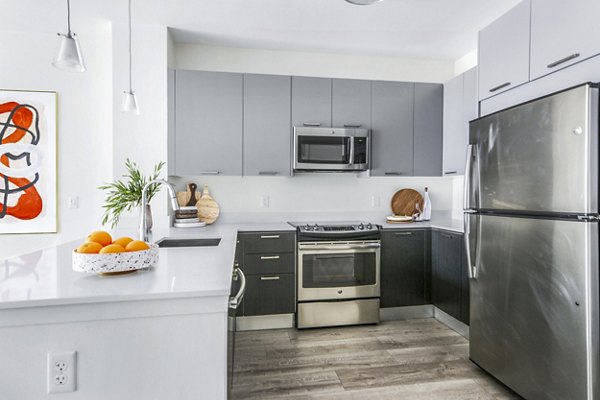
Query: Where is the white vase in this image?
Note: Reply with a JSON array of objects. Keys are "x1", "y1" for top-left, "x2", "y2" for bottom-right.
[{"x1": 422, "y1": 187, "x2": 432, "y2": 221}]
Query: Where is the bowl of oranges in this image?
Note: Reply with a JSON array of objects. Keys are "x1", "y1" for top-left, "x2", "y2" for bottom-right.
[{"x1": 72, "y1": 231, "x2": 158, "y2": 275}]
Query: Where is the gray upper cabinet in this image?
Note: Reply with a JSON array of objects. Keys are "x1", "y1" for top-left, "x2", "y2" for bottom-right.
[
  {"x1": 174, "y1": 70, "x2": 243, "y2": 176},
  {"x1": 332, "y1": 79, "x2": 372, "y2": 128},
  {"x1": 413, "y1": 83, "x2": 443, "y2": 176},
  {"x1": 530, "y1": 0, "x2": 600, "y2": 80},
  {"x1": 478, "y1": 0, "x2": 530, "y2": 100},
  {"x1": 291, "y1": 77, "x2": 332, "y2": 128},
  {"x1": 243, "y1": 74, "x2": 292, "y2": 176},
  {"x1": 371, "y1": 81, "x2": 415, "y2": 177}
]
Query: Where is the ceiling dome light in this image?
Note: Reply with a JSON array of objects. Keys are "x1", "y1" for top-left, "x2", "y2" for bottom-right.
[{"x1": 345, "y1": 0, "x2": 384, "y2": 5}]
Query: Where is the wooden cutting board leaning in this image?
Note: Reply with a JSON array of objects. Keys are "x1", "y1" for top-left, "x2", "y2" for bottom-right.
[
  {"x1": 390, "y1": 188, "x2": 424, "y2": 218},
  {"x1": 176, "y1": 183, "x2": 201, "y2": 207},
  {"x1": 196, "y1": 184, "x2": 220, "y2": 224}
]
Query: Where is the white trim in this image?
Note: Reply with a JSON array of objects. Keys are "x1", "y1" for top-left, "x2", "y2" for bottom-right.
[
  {"x1": 380, "y1": 305, "x2": 434, "y2": 321},
  {"x1": 434, "y1": 306, "x2": 470, "y2": 339},
  {"x1": 236, "y1": 314, "x2": 294, "y2": 331}
]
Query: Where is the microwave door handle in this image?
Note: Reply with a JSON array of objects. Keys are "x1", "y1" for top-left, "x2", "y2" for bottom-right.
[{"x1": 349, "y1": 138, "x2": 355, "y2": 165}]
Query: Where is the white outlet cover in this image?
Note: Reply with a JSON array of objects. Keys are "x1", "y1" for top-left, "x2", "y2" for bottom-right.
[{"x1": 47, "y1": 351, "x2": 77, "y2": 393}]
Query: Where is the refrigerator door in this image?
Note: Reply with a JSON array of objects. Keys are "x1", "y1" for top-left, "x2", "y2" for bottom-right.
[
  {"x1": 469, "y1": 213, "x2": 599, "y2": 400},
  {"x1": 468, "y1": 84, "x2": 598, "y2": 215}
]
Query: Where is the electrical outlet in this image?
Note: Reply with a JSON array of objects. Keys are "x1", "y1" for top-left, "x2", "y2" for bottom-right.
[
  {"x1": 371, "y1": 195, "x2": 380, "y2": 208},
  {"x1": 47, "y1": 351, "x2": 77, "y2": 393},
  {"x1": 67, "y1": 196, "x2": 79, "y2": 209}
]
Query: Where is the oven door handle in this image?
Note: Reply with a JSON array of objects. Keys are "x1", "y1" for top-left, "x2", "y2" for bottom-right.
[{"x1": 298, "y1": 244, "x2": 381, "y2": 251}]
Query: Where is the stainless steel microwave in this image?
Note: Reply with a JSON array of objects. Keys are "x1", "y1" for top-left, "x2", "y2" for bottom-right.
[{"x1": 293, "y1": 127, "x2": 370, "y2": 172}]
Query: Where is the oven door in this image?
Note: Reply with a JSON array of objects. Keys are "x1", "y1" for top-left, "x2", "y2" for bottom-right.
[{"x1": 297, "y1": 241, "x2": 380, "y2": 301}]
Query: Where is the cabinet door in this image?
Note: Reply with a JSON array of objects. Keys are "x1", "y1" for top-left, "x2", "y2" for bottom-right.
[
  {"x1": 413, "y1": 83, "x2": 443, "y2": 176},
  {"x1": 530, "y1": 0, "x2": 600, "y2": 80},
  {"x1": 381, "y1": 230, "x2": 427, "y2": 307},
  {"x1": 432, "y1": 230, "x2": 462, "y2": 320},
  {"x1": 243, "y1": 274, "x2": 295, "y2": 316},
  {"x1": 371, "y1": 81, "x2": 415, "y2": 176},
  {"x1": 478, "y1": 0, "x2": 531, "y2": 100},
  {"x1": 243, "y1": 74, "x2": 292, "y2": 176},
  {"x1": 291, "y1": 77, "x2": 332, "y2": 128},
  {"x1": 175, "y1": 70, "x2": 243, "y2": 175},
  {"x1": 443, "y1": 74, "x2": 463, "y2": 176},
  {"x1": 332, "y1": 79, "x2": 371, "y2": 129}
]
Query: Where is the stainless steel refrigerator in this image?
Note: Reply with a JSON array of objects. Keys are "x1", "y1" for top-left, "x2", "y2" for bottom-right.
[{"x1": 465, "y1": 83, "x2": 599, "y2": 400}]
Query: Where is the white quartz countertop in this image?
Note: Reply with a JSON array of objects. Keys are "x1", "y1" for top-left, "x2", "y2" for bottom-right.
[{"x1": 0, "y1": 212, "x2": 462, "y2": 310}]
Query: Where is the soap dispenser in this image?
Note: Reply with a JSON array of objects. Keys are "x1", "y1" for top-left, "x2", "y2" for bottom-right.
[{"x1": 422, "y1": 187, "x2": 432, "y2": 221}]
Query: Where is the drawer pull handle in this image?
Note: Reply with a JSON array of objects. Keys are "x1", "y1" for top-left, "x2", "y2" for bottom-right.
[
  {"x1": 343, "y1": 124, "x2": 362, "y2": 128},
  {"x1": 394, "y1": 232, "x2": 413, "y2": 236},
  {"x1": 547, "y1": 53, "x2": 580, "y2": 69},
  {"x1": 303, "y1": 122, "x2": 321, "y2": 127},
  {"x1": 489, "y1": 82, "x2": 511, "y2": 93},
  {"x1": 260, "y1": 276, "x2": 280, "y2": 281},
  {"x1": 260, "y1": 255, "x2": 280, "y2": 260},
  {"x1": 384, "y1": 172, "x2": 403, "y2": 176},
  {"x1": 198, "y1": 171, "x2": 220, "y2": 175},
  {"x1": 258, "y1": 171, "x2": 279, "y2": 175},
  {"x1": 440, "y1": 233, "x2": 454, "y2": 239},
  {"x1": 260, "y1": 235, "x2": 280, "y2": 239},
  {"x1": 444, "y1": 171, "x2": 457, "y2": 175}
]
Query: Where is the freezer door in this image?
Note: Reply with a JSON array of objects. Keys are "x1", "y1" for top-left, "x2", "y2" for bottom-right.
[
  {"x1": 469, "y1": 214, "x2": 599, "y2": 400},
  {"x1": 468, "y1": 84, "x2": 598, "y2": 215}
]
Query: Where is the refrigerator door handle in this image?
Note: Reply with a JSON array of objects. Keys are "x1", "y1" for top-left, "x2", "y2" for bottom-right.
[
  {"x1": 464, "y1": 213, "x2": 478, "y2": 279},
  {"x1": 464, "y1": 144, "x2": 474, "y2": 210}
]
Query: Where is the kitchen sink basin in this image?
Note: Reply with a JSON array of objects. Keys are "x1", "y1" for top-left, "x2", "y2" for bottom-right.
[{"x1": 155, "y1": 238, "x2": 221, "y2": 248}]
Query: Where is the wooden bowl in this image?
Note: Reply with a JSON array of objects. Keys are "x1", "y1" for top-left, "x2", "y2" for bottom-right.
[{"x1": 72, "y1": 244, "x2": 159, "y2": 275}]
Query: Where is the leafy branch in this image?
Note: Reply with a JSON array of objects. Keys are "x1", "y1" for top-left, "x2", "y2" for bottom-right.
[{"x1": 98, "y1": 159, "x2": 166, "y2": 228}]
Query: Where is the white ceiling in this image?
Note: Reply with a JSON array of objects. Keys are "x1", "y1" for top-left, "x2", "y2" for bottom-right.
[{"x1": 6, "y1": 0, "x2": 522, "y2": 61}]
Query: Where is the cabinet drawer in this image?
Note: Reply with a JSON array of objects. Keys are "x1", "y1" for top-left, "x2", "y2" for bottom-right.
[
  {"x1": 241, "y1": 232, "x2": 296, "y2": 254},
  {"x1": 243, "y1": 253, "x2": 295, "y2": 275},
  {"x1": 243, "y1": 273, "x2": 295, "y2": 316}
]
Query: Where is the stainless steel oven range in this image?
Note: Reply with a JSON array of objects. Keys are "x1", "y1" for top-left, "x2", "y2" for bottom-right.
[{"x1": 289, "y1": 221, "x2": 380, "y2": 329}]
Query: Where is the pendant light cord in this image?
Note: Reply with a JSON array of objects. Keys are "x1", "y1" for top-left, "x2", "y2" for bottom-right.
[
  {"x1": 128, "y1": 0, "x2": 133, "y2": 93},
  {"x1": 66, "y1": 0, "x2": 72, "y2": 35}
]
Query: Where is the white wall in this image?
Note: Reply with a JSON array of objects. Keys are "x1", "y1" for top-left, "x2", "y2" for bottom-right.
[
  {"x1": 175, "y1": 43, "x2": 455, "y2": 83},
  {"x1": 0, "y1": 24, "x2": 113, "y2": 260}
]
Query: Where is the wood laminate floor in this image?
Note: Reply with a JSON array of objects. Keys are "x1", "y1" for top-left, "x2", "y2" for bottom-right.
[{"x1": 232, "y1": 319, "x2": 522, "y2": 399}]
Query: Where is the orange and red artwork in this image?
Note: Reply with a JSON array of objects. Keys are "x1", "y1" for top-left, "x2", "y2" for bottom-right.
[{"x1": 0, "y1": 90, "x2": 56, "y2": 234}]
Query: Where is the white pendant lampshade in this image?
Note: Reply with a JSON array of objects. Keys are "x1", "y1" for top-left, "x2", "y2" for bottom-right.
[
  {"x1": 121, "y1": 0, "x2": 139, "y2": 114},
  {"x1": 121, "y1": 91, "x2": 139, "y2": 114},
  {"x1": 53, "y1": 0, "x2": 85, "y2": 72}
]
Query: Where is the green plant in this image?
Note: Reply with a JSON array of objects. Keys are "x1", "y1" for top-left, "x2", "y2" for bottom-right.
[{"x1": 99, "y1": 159, "x2": 166, "y2": 228}]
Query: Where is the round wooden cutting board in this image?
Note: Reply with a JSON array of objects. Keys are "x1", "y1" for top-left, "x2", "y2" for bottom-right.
[
  {"x1": 391, "y1": 188, "x2": 424, "y2": 217},
  {"x1": 196, "y1": 184, "x2": 220, "y2": 224}
]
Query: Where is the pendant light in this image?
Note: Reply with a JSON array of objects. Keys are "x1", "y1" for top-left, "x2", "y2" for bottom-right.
[
  {"x1": 121, "y1": 0, "x2": 139, "y2": 114},
  {"x1": 53, "y1": 0, "x2": 86, "y2": 72}
]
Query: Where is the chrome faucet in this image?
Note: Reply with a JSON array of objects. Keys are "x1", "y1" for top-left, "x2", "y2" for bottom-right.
[{"x1": 139, "y1": 179, "x2": 180, "y2": 242}]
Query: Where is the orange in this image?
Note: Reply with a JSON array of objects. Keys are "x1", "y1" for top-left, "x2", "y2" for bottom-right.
[
  {"x1": 125, "y1": 240, "x2": 150, "y2": 252},
  {"x1": 113, "y1": 236, "x2": 134, "y2": 248},
  {"x1": 99, "y1": 244, "x2": 126, "y2": 254},
  {"x1": 76, "y1": 242, "x2": 103, "y2": 254},
  {"x1": 86, "y1": 231, "x2": 112, "y2": 247}
]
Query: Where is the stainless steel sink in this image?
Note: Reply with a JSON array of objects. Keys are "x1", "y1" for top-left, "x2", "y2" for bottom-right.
[{"x1": 156, "y1": 238, "x2": 221, "y2": 248}]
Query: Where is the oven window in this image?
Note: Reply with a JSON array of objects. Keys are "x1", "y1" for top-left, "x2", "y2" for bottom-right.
[
  {"x1": 297, "y1": 136, "x2": 350, "y2": 164},
  {"x1": 302, "y1": 252, "x2": 376, "y2": 288}
]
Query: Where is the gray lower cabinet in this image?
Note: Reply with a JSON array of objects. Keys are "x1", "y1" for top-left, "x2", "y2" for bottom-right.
[
  {"x1": 238, "y1": 232, "x2": 296, "y2": 317},
  {"x1": 174, "y1": 70, "x2": 243, "y2": 176},
  {"x1": 243, "y1": 74, "x2": 292, "y2": 176},
  {"x1": 413, "y1": 83, "x2": 443, "y2": 176},
  {"x1": 371, "y1": 81, "x2": 415, "y2": 177},
  {"x1": 432, "y1": 230, "x2": 469, "y2": 324},
  {"x1": 332, "y1": 79, "x2": 372, "y2": 129},
  {"x1": 381, "y1": 230, "x2": 431, "y2": 307},
  {"x1": 292, "y1": 77, "x2": 332, "y2": 128}
]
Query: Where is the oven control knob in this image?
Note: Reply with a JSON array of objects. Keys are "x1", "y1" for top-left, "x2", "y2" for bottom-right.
[
  {"x1": 358, "y1": 223, "x2": 364, "y2": 230},
  {"x1": 367, "y1": 223, "x2": 373, "y2": 229},
  {"x1": 304, "y1": 224, "x2": 312, "y2": 231},
  {"x1": 338, "y1": 289, "x2": 343, "y2": 294}
]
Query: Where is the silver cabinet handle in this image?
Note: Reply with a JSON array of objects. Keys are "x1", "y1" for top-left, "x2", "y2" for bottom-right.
[
  {"x1": 343, "y1": 124, "x2": 362, "y2": 128},
  {"x1": 260, "y1": 276, "x2": 280, "y2": 281},
  {"x1": 464, "y1": 144, "x2": 474, "y2": 211},
  {"x1": 444, "y1": 171, "x2": 457, "y2": 175},
  {"x1": 489, "y1": 82, "x2": 511, "y2": 93},
  {"x1": 303, "y1": 122, "x2": 321, "y2": 127},
  {"x1": 547, "y1": 53, "x2": 580, "y2": 68},
  {"x1": 258, "y1": 171, "x2": 279, "y2": 175},
  {"x1": 394, "y1": 232, "x2": 413, "y2": 236},
  {"x1": 299, "y1": 244, "x2": 381, "y2": 251},
  {"x1": 198, "y1": 171, "x2": 220, "y2": 175},
  {"x1": 229, "y1": 267, "x2": 246, "y2": 309},
  {"x1": 384, "y1": 172, "x2": 403, "y2": 176},
  {"x1": 260, "y1": 235, "x2": 280, "y2": 239},
  {"x1": 260, "y1": 255, "x2": 280, "y2": 260}
]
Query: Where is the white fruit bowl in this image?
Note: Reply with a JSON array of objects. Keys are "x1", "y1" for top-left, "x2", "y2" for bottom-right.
[{"x1": 72, "y1": 244, "x2": 159, "y2": 275}]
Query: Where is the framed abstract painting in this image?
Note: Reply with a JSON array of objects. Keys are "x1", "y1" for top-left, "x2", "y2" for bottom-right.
[{"x1": 0, "y1": 90, "x2": 57, "y2": 234}]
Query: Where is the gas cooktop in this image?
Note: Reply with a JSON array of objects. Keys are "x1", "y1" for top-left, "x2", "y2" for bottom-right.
[{"x1": 288, "y1": 221, "x2": 379, "y2": 234}]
